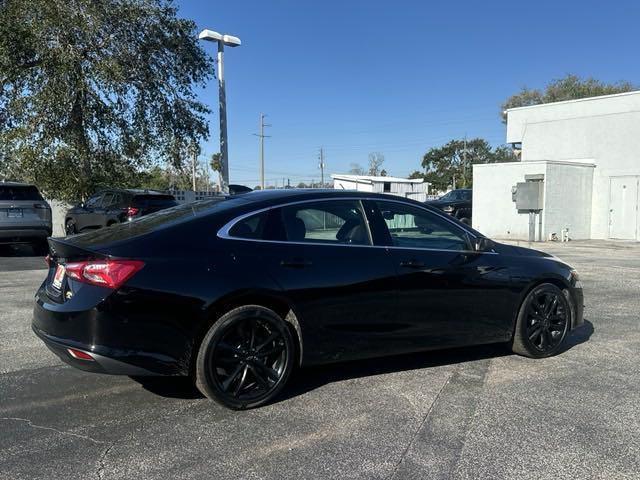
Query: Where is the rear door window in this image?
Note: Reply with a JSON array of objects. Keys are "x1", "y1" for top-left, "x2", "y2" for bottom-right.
[
  {"x1": 273, "y1": 200, "x2": 371, "y2": 245},
  {"x1": 0, "y1": 185, "x2": 44, "y2": 201},
  {"x1": 228, "y1": 211, "x2": 269, "y2": 239}
]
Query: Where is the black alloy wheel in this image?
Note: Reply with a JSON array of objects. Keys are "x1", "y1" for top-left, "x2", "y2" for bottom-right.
[
  {"x1": 512, "y1": 283, "x2": 571, "y2": 358},
  {"x1": 195, "y1": 305, "x2": 295, "y2": 409}
]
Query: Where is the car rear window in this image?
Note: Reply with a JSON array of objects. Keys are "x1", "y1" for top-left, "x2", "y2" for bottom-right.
[
  {"x1": 132, "y1": 194, "x2": 178, "y2": 208},
  {"x1": 0, "y1": 185, "x2": 44, "y2": 201}
]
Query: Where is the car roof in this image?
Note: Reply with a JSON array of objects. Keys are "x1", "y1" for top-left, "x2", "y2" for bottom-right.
[
  {"x1": 235, "y1": 188, "x2": 401, "y2": 202},
  {"x1": 98, "y1": 188, "x2": 173, "y2": 196}
]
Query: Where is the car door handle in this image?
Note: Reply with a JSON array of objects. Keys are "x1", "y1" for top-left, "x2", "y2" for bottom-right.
[
  {"x1": 400, "y1": 259, "x2": 425, "y2": 269},
  {"x1": 281, "y1": 259, "x2": 313, "y2": 268}
]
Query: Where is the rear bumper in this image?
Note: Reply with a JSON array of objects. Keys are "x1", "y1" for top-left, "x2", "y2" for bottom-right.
[
  {"x1": 32, "y1": 288, "x2": 189, "y2": 376},
  {"x1": 0, "y1": 226, "x2": 51, "y2": 242},
  {"x1": 33, "y1": 326, "x2": 156, "y2": 375}
]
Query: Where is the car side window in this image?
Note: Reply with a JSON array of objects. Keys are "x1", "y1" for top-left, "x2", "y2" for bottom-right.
[
  {"x1": 375, "y1": 201, "x2": 469, "y2": 251},
  {"x1": 101, "y1": 192, "x2": 114, "y2": 208},
  {"x1": 275, "y1": 200, "x2": 370, "y2": 245},
  {"x1": 85, "y1": 194, "x2": 102, "y2": 208},
  {"x1": 228, "y1": 211, "x2": 269, "y2": 240}
]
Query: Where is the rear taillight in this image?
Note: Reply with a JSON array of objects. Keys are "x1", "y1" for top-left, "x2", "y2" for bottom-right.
[
  {"x1": 65, "y1": 259, "x2": 145, "y2": 289},
  {"x1": 126, "y1": 206, "x2": 140, "y2": 217}
]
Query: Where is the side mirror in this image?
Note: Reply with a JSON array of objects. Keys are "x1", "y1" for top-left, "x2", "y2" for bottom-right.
[{"x1": 473, "y1": 237, "x2": 494, "y2": 252}]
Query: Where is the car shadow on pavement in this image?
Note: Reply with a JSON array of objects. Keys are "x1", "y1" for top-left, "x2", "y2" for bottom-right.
[
  {"x1": 281, "y1": 320, "x2": 595, "y2": 403},
  {"x1": 0, "y1": 244, "x2": 41, "y2": 257},
  {"x1": 559, "y1": 319, "x2": 594, "y2": 354},
  {"x1": 127, "y1": 320, "x2": 594, "y2": 402},
  {"x1": 128, "y1": 375, "x2": 205, "y2": 399}
]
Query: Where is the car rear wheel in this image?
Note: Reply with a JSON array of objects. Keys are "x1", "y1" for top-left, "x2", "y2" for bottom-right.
[
  {"x1": 195, "y1": 305, "x2": 295, "y2": 409},
  {"x1": 511, "y1": 283, "x2": 571, "y2": 358}
]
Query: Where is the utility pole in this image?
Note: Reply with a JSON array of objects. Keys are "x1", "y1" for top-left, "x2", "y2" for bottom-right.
[
  {"x1": 318, "y1": 147, "x2": 326, "y2": 188},
  {"x1": 191, "y1": 144, "x2": 198, "y2": 192},
  {"x1": 462, "y1": 134, "x2": 467, "y2": 188},
  {"x1": 253, "y1": 113, "x2": 271, "y2": 190},
  {"x1": 191, "y1": 150, "x2": 198, "y2": 192}
]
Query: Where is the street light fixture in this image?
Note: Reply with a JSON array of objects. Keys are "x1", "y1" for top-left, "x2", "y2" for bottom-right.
[{"x1": 198, "y1": 29, "x2": 241, "y2": 194}]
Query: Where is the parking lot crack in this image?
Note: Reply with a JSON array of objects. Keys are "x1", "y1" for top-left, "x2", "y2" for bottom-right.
[
  {"x1": 96, "y1": 442, "x2": 116, "y2": 480},
  {"x1": 386, "y1": 368, "x2": 455, "y2": 480},
  {"x1": 1, "y1": 416, "x2": 105, "y2": 444},
  {"x1": 387, "y1": 359, "x2": 491, "y2": 480}
]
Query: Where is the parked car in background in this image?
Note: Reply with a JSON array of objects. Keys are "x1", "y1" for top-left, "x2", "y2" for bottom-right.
[
  {"x1": 426, "y1": 188, "x2": 472, "y2": 225},
  {"x1": 0, "y1": 181, "x2": 51, "y2": 253},
  {"x1": 65, "y1": 189, "x2": 177, "y2": 235},
  {"x1": 34, "y1": 190, "x2": 583, "y2": 409}
]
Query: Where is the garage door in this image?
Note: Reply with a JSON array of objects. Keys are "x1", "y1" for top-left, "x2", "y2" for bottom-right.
[{"x1": 609, "y1": 176, "x2": 639, "y2": 240}]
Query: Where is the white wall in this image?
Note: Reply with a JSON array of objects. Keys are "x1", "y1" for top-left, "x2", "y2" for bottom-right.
[
  {"x1": 543, "y1": 162, "x2": 594, "y2": 240},
  {"x1": 332, "y1": 179, "x2": 374, "y2": 192},
  {"x1": 472, "y1": 162, "x2": 547, "y2": 240},
  {"x1": 506, "y1": 91, "x2": 640, "y2": 239},
  {"x1": 472, "y1": 161, "x2": 595, "y2": 240}
]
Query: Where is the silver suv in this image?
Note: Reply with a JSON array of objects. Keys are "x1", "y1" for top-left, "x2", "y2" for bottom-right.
[{"x1": 0, "y1": 181, "x2": 52, "y2": 253}]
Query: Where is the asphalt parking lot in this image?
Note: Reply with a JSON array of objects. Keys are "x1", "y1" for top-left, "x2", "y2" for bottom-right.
[{"x1": 1, "y1": 241, "x2": 639, "y2": 480}]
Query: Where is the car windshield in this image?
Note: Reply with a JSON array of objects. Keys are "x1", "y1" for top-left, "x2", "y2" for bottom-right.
[
  {"x1": 439, "y1": 190, "x2": 471, "y2": 201},
  {"x1": 0, "y1": 185, "x2": 44, "y2": 201}
]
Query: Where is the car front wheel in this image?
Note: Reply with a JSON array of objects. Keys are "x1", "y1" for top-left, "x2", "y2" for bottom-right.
[
  {"x1": 195, "y1": 305, "x2": 295, "y2": 409},
  {"x1": 511, "y1": 283, "x2": 571, "y2": 358}
]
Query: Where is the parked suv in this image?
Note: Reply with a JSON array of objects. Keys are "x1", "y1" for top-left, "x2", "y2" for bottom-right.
[
  {"x1": 426, "y1": 188, "x2": 472, "y2": 225},
  {"x1": 0, "y1": 181, "x2": 52, "y2": 252},
  {"x1": 65, "y1": 189, "x2": 178, "y2": 235}
]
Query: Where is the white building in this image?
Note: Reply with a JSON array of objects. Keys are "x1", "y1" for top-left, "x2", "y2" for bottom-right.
[
  {"x1": 331, "y1": 174, "x2": 431, "y2": 201},
  {"x1": 473, "y1": 91, "x2": 640, "y2": 241}
]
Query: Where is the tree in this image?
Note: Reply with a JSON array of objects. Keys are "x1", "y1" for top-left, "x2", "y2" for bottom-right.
[
  {"x1": 210, "y1": 152, "x2": 222, "y2": 190},
  {"x1": 367, "y1": 152, "x2": 385, "y2": 176},
  {"x1": 501, "y1": 74, "x2": 637, "y2": 123},
  {"x1": 419, "y1": 138, "x2": 515, "y2": 191},
  {"x1": 0, "y1": 0, "x2": 213, "y2": 201},
  {"x1": 380, "y1": 169, "x2": 388, "y2": 177}
]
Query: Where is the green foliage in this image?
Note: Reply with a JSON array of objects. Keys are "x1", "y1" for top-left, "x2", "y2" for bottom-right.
[
  {"x1": 418, "y1": 138, "x2": 516, "y2": 191},
  {"x1": 501, "y1": 74, "x2": 637, "y2": 123},
  {"x1": 0, "y1": 0, "x2": 214, "y2": 201}
]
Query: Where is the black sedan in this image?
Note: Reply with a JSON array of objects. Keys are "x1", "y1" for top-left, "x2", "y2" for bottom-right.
[
  {"x1": 33, "y1": 190, "x2": 584, "y2": 409},
  {"x1": 426, "y1": 188, "x2": 472, "y2": 224}
]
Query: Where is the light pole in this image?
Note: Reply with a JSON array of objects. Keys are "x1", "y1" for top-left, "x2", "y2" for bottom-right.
[{"x1": 198, "y1": 29, "x2": 241, "y2": 194}]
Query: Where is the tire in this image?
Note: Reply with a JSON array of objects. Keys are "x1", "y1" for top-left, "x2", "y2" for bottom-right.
[
  {"x1": 459, "y1": 217, "x2": 471, "y2": 225},
  {"x1": 195, "y1": 305, "x2": 295, "y2": 409},
  {"x1": 511, "y1": 283, "x2": 571, "y2": 358},
  {"x1": 65, "y1": 219, "x2": 77, "y2": 235}
]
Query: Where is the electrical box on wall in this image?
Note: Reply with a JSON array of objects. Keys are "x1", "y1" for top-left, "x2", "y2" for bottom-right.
[{"x1": 514, "y1": 181, "x2": 544, "y2": 211}]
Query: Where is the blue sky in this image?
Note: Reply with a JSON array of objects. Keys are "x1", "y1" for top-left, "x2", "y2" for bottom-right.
[{"x1": 177, "y1": 0, "x2": 640, "y2": 187}]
